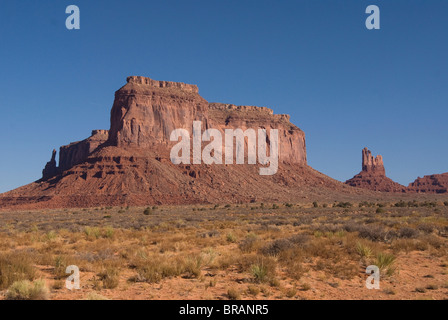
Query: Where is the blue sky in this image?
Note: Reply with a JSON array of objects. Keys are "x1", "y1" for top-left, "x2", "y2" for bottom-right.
[{"x1": 0, "y1": 0, "x2": 447, "y2": 193}]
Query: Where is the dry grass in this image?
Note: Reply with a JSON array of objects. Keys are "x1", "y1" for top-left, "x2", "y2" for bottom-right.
[{"x1": 0, "y1": 200, "x2": 446, "y2": 300}]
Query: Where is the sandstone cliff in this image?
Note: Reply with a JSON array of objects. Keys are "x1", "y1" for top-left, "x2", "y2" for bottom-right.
[{"x1": 0, "y1": 75, "x2": 364, "y2": 209}]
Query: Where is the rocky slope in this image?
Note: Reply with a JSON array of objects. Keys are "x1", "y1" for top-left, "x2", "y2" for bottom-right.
[
  {"x1": 0, "y1": 76, "x2": 364, "y2": 209},
  {"x1": 407, "y1": 173, "x2": 448, "y2": 194}
]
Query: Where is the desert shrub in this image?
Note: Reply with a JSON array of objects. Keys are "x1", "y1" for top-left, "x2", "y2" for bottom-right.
[
  {"x1": 391, "y1": 239, "x2": 420, "y2": 253},
  {"x1": 227, "y1": 287, "x2": 241, "y2": 300},
  {"x1": 183, "y1": 254, "x2": 203, "y2": 278},
  {"x1": 417, "y1": 224, "x2": 435, "y2": 234},
  {"x1": 226, "y1": 232, "x2": 237, "y2": 243},
  {"x1": 6, "y1": 280, "x2": 49, "y2": 300},
  {"x1": 84, "y1": 227, "x2": 101, "y2": 239},
  {"x1": 248, "y1": 257, "x2": 277, "y2": 283},
  {"x1": 397, "y1": 227, "x2": 419, "y2": 239},
  {"x1": 260, "y1": 239, "x2": 293, "y2": 256},
  {"x1": 85, "y1": 292, "x2": 109, "y2": 300},
  {"x1": 285, "y1": 203, "x2": 293, "y2": 208},
  {"x1": 238, "y1": 233, "x2": 259, "y2": 253},
  {"x1": 247, "y1": 285, "x2": 260, "y2": 296},
  {"x1": 131, "y1": 253, "x2": 203, "y2": 283},
  {"x1": 359, "y1": 201, "x2": 375, "y2": 208},
  {"x1": 335, "y1": 202, "x2": 352, "y2": 208},
  {"x1": 0, "y1": 252, "x2": 36, "y2": 290},
  {"x1": 376, "y1": 208, "x2": 385, "y2": 214},
  {"x1": 313, "y1": 201, "x2": 319, "y2": 208},
  {"x1": 98, "y1": 268, "x2": 120, "y2": 289},
  {"x1": 345, "y1": 224, "x2": 395, "y2": 242},
  {"x1": 143, "y1": 207, "x2": 152, "y2": 215},
  {"x1": 444, "y1": 201, "x2": 448, "y2": 207},
  {"x1": 394, "y1": 200, "x2": 407, "y2": 207},
  {"x1": 356, "y1": 242, "x2": 373, "y2": 258},
  {"x1": 272, "y1": 204, "x2": 279, "y2": 209},
  {"x1": 260, "y1": 234, "x2": 309, "y2": 257},
  {"x1": 224, "y1": 204, "x2": 231, "y2": 208},
  {"x1": 420, "y1": 201, "x2": 437, "y2": 208},
  {"x1": 375, "y1": 252, "x2": 396, "y2": 276},
  {"x1": 285, "y1": 287, "x2": 297, "y2": 298}
]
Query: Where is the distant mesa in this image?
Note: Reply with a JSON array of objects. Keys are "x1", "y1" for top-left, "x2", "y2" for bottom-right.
[
  {"x1": 345, "y1": 147, "x2": 406, "y2": 193},
  {"x1": 407, "y1": 173, "x2": 448, "y2": 194}
]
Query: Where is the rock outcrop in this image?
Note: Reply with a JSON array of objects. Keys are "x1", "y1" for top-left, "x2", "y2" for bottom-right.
[
  {"x1": 42, "y1": 149, "x2": 58, "y2": 180},
  {"x1": 345, "y1": 147, "x2": 406, "y2": 192},
  {"x1": 0, "y1": 75, "x2": 366, "y2": 209},
  {"x1": 407, "y1": 173, "x2": 448, "y2": 194}
]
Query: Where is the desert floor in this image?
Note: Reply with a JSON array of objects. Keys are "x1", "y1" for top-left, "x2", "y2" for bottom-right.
[{"x1": 0, "y1": 199, "x2": 447, "y2": 300}]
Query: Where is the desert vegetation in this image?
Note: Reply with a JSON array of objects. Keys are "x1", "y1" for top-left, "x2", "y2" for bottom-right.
[{"x1": 0, "y1": 200, "x2": 447, "y2": 300}]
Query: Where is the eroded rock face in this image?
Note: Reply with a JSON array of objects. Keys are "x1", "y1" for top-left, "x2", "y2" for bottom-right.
[
  {"x1": 58, "y1": 130, "x2": 109, "y2": 172},
  {"x1": 362, "y1": 147, "x2": 385, "y2": 174},
  {"x1": 1, "y1": 75, "x2": 358, "y2": 209},
  {"x1": 346, "y1": 148, "x2": 405, "y2": 192},
  {"x1": 407, "y1": 173, "x2": 448, "y2": 194}
]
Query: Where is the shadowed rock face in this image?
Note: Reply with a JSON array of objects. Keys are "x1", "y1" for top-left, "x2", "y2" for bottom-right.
[
  {"x1": 42, "y1": 149, "x2": 58, "y2": 180},
  {"x1": 345, "y1": 148, "x2": 406, "y2": 192}
]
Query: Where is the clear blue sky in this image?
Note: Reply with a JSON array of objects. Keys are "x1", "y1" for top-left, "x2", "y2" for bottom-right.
[{"x1": 0, "y1": 0, "x2": 447, "y2": 193}]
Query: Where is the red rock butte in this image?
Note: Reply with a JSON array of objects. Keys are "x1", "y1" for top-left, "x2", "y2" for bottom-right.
[
  {"x1": 0, "y1": 75, "x2": 368, "y2": 209},
  {"x1": 345, "y1": 147, "x2": 406, "y2": 192}
]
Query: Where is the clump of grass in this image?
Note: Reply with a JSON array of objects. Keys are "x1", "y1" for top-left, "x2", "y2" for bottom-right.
[
  {"x1": 375, "y1": 252, "x2": 396, "y2": 276},
  {"x1": 183, "y1": 255, "x2": 203, "y2": 278},
  {"x1": 251, "y1": 264, "x2": 268, "y2": 283},
  {"x1": 0, "y1": 253, "x2": 36, "y2": 290},
  {"x1": 249, "y1": 257, "x2": 276, "y2": 283},
  {"x1": 239, "y1": 233, "x2": 259, "y2": 253},
  {"x1": 227, "y1": 287, "x2": 241, "y2": 300},
  {"x1": 98, "y1": 268, "x2": 120, "y2": 289},
  {"x1": 6, "y1": 280, "x2": 49, "y2": 300},
  {"x1": 356, "y1": 242, "x2": 373, "y2": 258},
  {"x1": 300, "y1": 283, "x2": 311, "y2": 291},
  {"x1": 84, "y1": 226, "x2": 101, "y2": 239},
  {"x1": 226, "y1": 233, "x2": 237, "y2": 243},
  {"x1": 247, "y1": 285, "x2": 260, "y2": 296},
  {"x1": 286, "y1": 287, "x2": 297, "y2": 298},
  {"x1": 85, "y1": 292, "x2": 109, "y2": 300}
]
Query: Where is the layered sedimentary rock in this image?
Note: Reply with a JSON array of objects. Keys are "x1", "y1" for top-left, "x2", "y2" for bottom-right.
[
  {"x1": 407, "y1": 173, "x2": 448, "y2": 194},
  {"x1": 0, "y1": 75, "x2": 363, "y2": 209},
  {"x1": 345, "y1": 148, "x2": 406, "y2": 192},
  {"x1": 59, "y1": 130, "x2": 109, "y2": 172}
]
